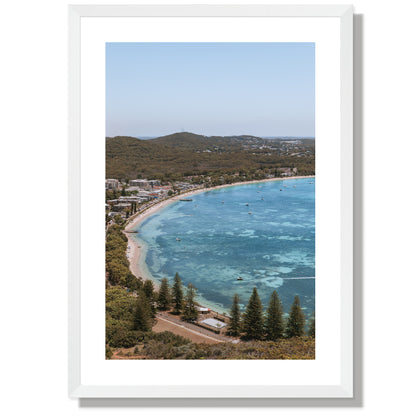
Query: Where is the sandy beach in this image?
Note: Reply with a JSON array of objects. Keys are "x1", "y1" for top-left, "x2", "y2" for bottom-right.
[{"x1": 123, "y1": 175, "x2": 315, "y2": 288}]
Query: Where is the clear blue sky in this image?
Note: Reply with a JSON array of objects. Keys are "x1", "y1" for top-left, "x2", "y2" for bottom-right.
[{"x1": 106, "y1": 43, "x2": 315, "y2": 138}]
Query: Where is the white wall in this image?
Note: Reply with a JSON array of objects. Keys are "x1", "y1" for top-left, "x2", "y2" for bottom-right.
[{"x1": 1, "y1": 0, "x2": 415, "y2": 415}]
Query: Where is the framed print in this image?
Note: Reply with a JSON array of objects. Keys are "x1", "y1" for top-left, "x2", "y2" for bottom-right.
[{"x1": 68, "y1": 5, "x2": 353, "y2": 398}]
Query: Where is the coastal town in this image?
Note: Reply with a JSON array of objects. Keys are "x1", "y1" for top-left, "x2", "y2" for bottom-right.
[
  {"x1": 105, "y1": 167, "x2": 301, "y2": 225},
  {"x1": 105, "y1": 177, "x2": 202, "y2": 224}
]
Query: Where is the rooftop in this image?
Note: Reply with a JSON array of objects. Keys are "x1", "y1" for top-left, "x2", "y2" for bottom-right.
[{"x1": 201, "y1": 318, "x2": 227, "y2": 329}]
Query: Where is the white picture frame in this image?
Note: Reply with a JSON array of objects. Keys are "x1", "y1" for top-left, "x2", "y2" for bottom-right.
[{"x1": 68, "y1": 4, "x2": 353, "y2": 399}]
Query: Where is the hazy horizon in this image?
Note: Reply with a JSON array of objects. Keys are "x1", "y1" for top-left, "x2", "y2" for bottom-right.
[
  {"x1": 106, "y1": 132, "x2": 316, "y2": 140},
  {"x1": 106, "y1": 43, "x2": 315, "y2": 138}
]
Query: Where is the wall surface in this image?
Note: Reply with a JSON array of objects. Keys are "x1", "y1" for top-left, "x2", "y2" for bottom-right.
[{"x1": 1, "y1": 1, "x2": 415, "y2": 415}]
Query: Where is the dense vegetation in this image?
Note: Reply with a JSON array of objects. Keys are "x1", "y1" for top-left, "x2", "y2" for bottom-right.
[
  {"x1": 106, "y1": 225, "x2": 142, "y2": 291},
  {"x1": 123, "y1": 333, "x2": 315, "y2": 360},
  {"x1": 106, "y1": 132, "x2": 315, "y2": 181}
]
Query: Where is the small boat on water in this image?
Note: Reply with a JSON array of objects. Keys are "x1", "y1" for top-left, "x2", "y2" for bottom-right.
[
  {"x1": 248, "y1": 211, "x2": 252, "y2": 214},
  {"x1": 176, "y1": 238, "x2": 181, "y2": 241},
  {"x1": 180, "y1": 198, "x2": 193, "y2": 201},
  {"x1": 280, "y1": 189, "x2": 283, "y2": 191},
  {"x1": 237, "y1": 276, "x2": 243, "y2": 281},
  {"x1": 245, "y1": 203, "x2": 249, "y2": 206}
]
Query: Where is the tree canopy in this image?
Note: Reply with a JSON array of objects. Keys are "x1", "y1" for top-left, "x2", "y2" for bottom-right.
[
  {"x1": 133, "y1": 291, "x2": 153, "y2": 332},
  {"x1": 286, "y1": 295, "x2": 306, "y2": 338},
  {"x1": 229, "y1": 294, "x2": 241, "y2": 336},
  {"x1": 143, "y1": 279, "x2": 156, "y2": 317},
  {"x1": 106, "y1": 134, "x2": 315, "y2": 180},
  {"x1": 265, "y1": 290, "x2": 284, "y2": 340},
  {"x1": 157, "y1": 277, "x2": 171, "y2": 310},
  {"x1": 182, "y1": 283, "x2": 198, "y2": 322},
  {"x1": 172, "y1": 272, "x2": 184, "y2": 314},
  {"x1": 243, "y1": 287, "x2": 264, "y2": 340}
]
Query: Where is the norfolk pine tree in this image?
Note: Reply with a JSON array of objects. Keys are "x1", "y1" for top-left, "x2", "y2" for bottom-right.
[
  {"x1": 133, "y1": 291, "x2": 153, "y2": 332},
  {"x1": 157, "y1": 277, "x2": 171, "y2": 310},
  {"x1": 143, "y1": 279, "x2": 156, "y2": 317},
  {"x1": 182, "y1": 283, "x2": 198, "y2": 322},
  {"x1": 143, "y1": 279, "x2": 155, "y2": 300},
  {"x1": 242, "y1": 287, "x2": 264, "y2": 340},
  {"x1": 172, "y1": 272, "x2": 184, "y2": 314},
  {"x1": 285, "y1": 295, "x2": 306, "y2": 337},
  {"x1": 229, "y1": 294, "x2": 241, "y2": 336},
  {"x1": 265, "y1": 290, "x2": 284, "y2": 340}
]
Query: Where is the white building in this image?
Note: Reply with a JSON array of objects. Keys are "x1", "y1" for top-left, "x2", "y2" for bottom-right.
[
  {"x1": 148, "y1": 179, "x2": 161, "y2": 187},
  {"x1": 118, "y1": 196, "x2": 142, "y2": 203},
  {"x1": 137, "y1": 191, "x2": 152, "y2": 200},
  {"x1": 129, "y1": 179, "x2": 149, "y2": 188},
  {"x1": 129, "y1": 179, "x2": 161, "y2": 188},
  {"x1": 201, "y1": 318, "x2": 227, "y2": 329}
]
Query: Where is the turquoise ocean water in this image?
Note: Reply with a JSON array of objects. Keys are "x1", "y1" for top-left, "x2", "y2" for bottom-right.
[{"x1": 133, "y1": 178, "x2": 315, "y2": 317}]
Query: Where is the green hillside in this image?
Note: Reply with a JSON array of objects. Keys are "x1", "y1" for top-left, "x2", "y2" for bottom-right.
[{"x1": 106, "y1": 132, "x2": 315, "y2": 181}]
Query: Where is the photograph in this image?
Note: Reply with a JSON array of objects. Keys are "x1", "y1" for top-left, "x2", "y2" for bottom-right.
[{"x1": 105, "y1": 42, "x2": 316, "y2": 360}]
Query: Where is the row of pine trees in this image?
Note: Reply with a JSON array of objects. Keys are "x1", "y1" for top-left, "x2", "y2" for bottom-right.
[
  {"x1": 137, "y1": 272, "x2": 315, "y2": 341},
  {"x1": 158, "y1": 273, "x2": 199, "y2": 322},
  {"x1": 132, "y1": 273, "x2": 200, "y2": 330},
  {"x1": 229, "y1": 288, "x2": 315, "y2": 340}
]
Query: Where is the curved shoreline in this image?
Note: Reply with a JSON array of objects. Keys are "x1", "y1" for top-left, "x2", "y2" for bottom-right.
[{"x1": 124, "y1": 175, "x2": 315, "y2": 296}]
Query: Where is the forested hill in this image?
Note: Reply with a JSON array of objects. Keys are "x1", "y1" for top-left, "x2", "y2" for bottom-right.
[
  {"x1": 106, "y1": 132, "x2": 315, "y2": 181},
  {"x1": 150, "y1": 132, "x2": 264, "y2": 151}
]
